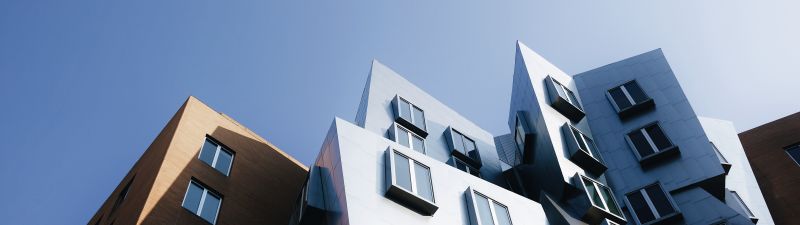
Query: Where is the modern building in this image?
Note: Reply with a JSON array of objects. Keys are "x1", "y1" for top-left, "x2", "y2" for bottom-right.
[
  {"x1": 92, "y1": 42, "x2": 775, "y2": 225},
  {"x1": 88, "y1": 97, "x2": 308, "y2": 225},
  {"x1": 289, "y1": 41, "x2": 774, "y2": 225},
  {"x1": 739, "y1": 112, "x2": 800, "y2": 225}
]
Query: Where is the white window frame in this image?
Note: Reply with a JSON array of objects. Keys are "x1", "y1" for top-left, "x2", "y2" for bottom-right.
[
  {"x1": 182, "y1": 180, "x2": 223, "y2": 225},
  {"x1": 467, "y1": 188, "x2": 513, "y2": 225},
  {"x1": 200, "y1": 138, "x2": 235, "y2": 176},
  {"x1": 389, "y1": 150, "x2": 435, "y2": 203},
  {"x1": 397, "y1": 96, "x2": 427, "y2": 131},
  {"x1": 608, "y1": 80, "x2": 649, "y2": 111},
  {"x1": 569, "y1": 125, "x2": 598, "y2": 159},
  {"x1": 393, "y1": 123, "x2": 426, "y2": 154},
  {"x1": 580, "y1": 175, "x2": 624, "y2": 218},
  {"x1": 552, "y1": 79, "x2": 582, "y2": 109}
]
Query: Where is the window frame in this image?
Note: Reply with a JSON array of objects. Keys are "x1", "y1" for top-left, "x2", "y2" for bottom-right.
[
  {"x1": 574, "y1": 174, "x2": 626, "y2": 223},
  {"x1": 385, "y1": 148, "x2": 438, "y2": 215},
  {"x1": 784, "y1": 144, "x2": 800, "y2": 167},
  {"x1": 393, "y1": 96, "x2": 428, "y2": 137},
  {"x1": 446, "y1": 127, "x2": 482, "y2": 168},
  {"x1": 562, "y1": 124, "x2": 607, "y2": 175},
  {"x1": 199, "y1": 137, "x2": 235, "y2": 176},
  {"x1": 606, "y1": 80, "x2": 655, "y2": 119},
  {"x1": 452, "y1": 156, "x2": 481, "y2": 177},
  {"x1": 545, "y1": 75, "x2": 586, "y2": 121},
  {"x1": 623, "y1": 182, "x2": 681, "y2": 225},
  {"x1": 465, "y1": 187, "x2": 513, "y2": 225},
  {"x1": 625, "y1": 122, "x2": 680, "y2": 166},
  {"x1": 391, "y1": 122, "x2": 426, "y2": 154},
  {"x1": 181, "y1": 179, "x2": 223, "y2": 225}
]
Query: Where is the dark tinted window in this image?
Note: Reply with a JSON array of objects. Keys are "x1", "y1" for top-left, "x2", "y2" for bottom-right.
[
  {"x1": 624, "y1": 81, "x2": 649, "y2": 103},
  {"x1": 786, "y1": 145, "x2": 800, "y2": 165},
  {"x1": 609, "y1": 87, "x2": 632, "y2": 109},
  {"x1": 397, "y1": 127, "x2": 410, "y2": 147},
  {"x1": 646, "y1": 185, "x2": 675, "y2": 216},
  {"x1": 628, "y1": 190, "x2": 656, "y2": 223},
  {"x1": 412, "y1": 135, "x2": 425, "y2": 153},
  {"x1": 645, "y1": 125, "x2": 673, "y2": 150},
  {"x1": 629, "y1": 130, "x2": 655, "y2": 157}
]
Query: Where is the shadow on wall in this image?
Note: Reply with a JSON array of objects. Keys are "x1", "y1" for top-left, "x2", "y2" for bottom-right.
[{"x1": 138, "y1": 126, "x2": 307, "y2": 225}]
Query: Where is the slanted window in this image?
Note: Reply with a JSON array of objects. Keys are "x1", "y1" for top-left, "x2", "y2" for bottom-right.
[
  {"x1": 453, "y1": 156, "x2": 481, "y2": 177},
  {"x1": 466, "y1": 188, "x2": 513, "y2": 225},
  {"x1": 391, "y1": 123, "x2": 426, "y2": 154},
  {"x1": 199, "y1": 138, "x2": 234, "y2": 176},
  {"x1": 625, "y1": 183, "x2": 680, "y2": 225},
  {"x1": 562, "y1": 124, "x2": 607, "y2": 175},
  {"x1": 729, "y1": 190, "x2": 758, "y2": 223},
  {"x1": 577, "y1": 175, "x2": 624, "y2": 223},
  {"x1": 182, "y1": 180, "x2": 222, "y2": 224},
  {"x1": 385, "y1": 149, "x2": 437, "y2": 215},
  {"x1": 111, "y1": 177, "x2": 134, "y2": 213},
  {"x1": 626, "y1": 123, "x2": 679, "y2": 165},
  {"x1": 607, "y1": 80, "x2": 654, "y2": 118},
  {"x1": 545, "y1": 76, "x2": 585, "y2": 121},
  {"x1": 393, "y1": 96, "x2": 428, "y2": 137},
  {"x1": 447, "y1": 127, "x2": 482, "y2": 167},
  {"x1": 785, "y1": 144, "x2": 800, "y2": 167}
]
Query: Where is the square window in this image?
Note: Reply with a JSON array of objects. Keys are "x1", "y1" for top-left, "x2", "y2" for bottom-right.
[
  {"x1": 625, "y1": 183, "x2": 680, "y2": 225},
  {"x1": 391, "y1": 123, "x2": 426, "y2": 154},
  {"x1": 199, "y1": 138, "x2": 234, "y2": 176},
  {"x1": 625, "y1": 123, "x2": 679, "y2": 166},
  {"x1": 577, "y1": 175, "x2": 625, "y2": 223},
  {"x1": 385, "y1": 149, "x2": 437, "y2": 215},
  {"x1": 392, "y1": 96, "x2": 428, "y2": 137},
  {"x1": 545, "y1": 76, "x2": 585, "y2": 121},
  {"x1": 466, "y1": 188, "x2": 513, "y2": 225},
  {"x1": 182, "y1": 180, "x2": 222, "y2": 224},
  {"x1": 453, "y1": 156, "x2": 481, "y2": 177},
  {"x1": 606, "y1": 80, "x2": 654, "y2": 118},
  {"x1": 447, "y1": 127, "x2": 482, "y2": 167}
]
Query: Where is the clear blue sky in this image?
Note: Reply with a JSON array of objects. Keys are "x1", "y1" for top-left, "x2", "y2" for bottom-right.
[{"x1": 1, "y1": 1, "x2": 798, "y2": 224}]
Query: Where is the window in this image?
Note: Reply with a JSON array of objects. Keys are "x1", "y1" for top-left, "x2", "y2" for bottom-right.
[
  {"x1": 392, "y1": 123, "x2": 426, "y2": 154},
  {"x1": 393, "y1": 96, "x2": 428, "y2": 137},
  {"x1": 182, "y1": 180, "x2": 222, "y2": 224},
  {"x1": 111, "y1": 177, "x2": 134, "y2": 213},
  {"x1": 729, "y1": 190, "x2": 758, "y2": 223},
  {"x1": 514, "y1": 116, "x2": 526, "y2": 153},
  {"x1": 447, "y1": 127, "x2": 481, "y2": 166},
  {"x1": 607, "y1": 80, "x2": 654, "y2": 118},
  {"x1": 454, "y1": 156, "x2": 481, "y2": 177},
  {"x1": 785, "y1": 144, "x2": 800, "y2": 166},
  {"x1": 467, "y1": 188, "x2": 513, "y2": 225},
  {"x1": 199, "y1": 138, "x2": 234, "y2": 175},
  {"x1": 626, "y1": 123, "x2": 679, "y2": 165},
  {"x1": 562, "y1": 124, "x2": 607, "y2": 175},
  {"x1": 579, "y1": 176, "x2": 624, "y2": 221},
  {"x1": 626, "y1": 183, "x2": 679, "y2": 225},
  {"x1": 545, "y1": 76, "x2": 585, "y2": 121},
  {"x1": 385, "y1": 149, "x2": 437, "y2": 215}
]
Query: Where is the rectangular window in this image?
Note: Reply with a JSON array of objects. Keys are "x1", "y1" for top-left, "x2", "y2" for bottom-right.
[
  {"x1": 608, "y1": 81, "x2": 650, "y2": 110},
  {"x1": 626, "y1": 183, "x2": 679, "y2": 225},
  {"x1": 391, "y1": 151, "x2": 434, "y2": 202},
  {"x1": 449, "y1": 128, "x2": 481, "y2": 163},
  {"x1": 453, "y1": 156, "x2": 481, "y2": 177},
  {"x1": 199, "y1": 138, "x2": 234, "y2": 176},
  {"x1": 468, "y1": 189, "x2": 513, "y2": 225},
  {"x1": 545, "y1": 76, "x2": 585, "y2": 121},
  {"x1": 570, "y1": 126, "x2": 597, "y2": 158},
  {"x1": 552, "y1": 78, "x2": 582, "y2": 110},
  {"x1": 581, "y1": 176, "x2": 623, "y2": 219},
  {"x1": 395, "y1": 96, "x2": 427, "y2": 133},
  {"x1": 182, "y1": 180, "x2": 222, "y2": 224},
  {"x1": 385, "y1": 149, "x2": 438, "y2": 215},
  {"x1": 514, "y1": 117, "x2": 526, "y2": 153},
  {"x1": 627, "y1": 123, "x2": 677, "y2": 160},
  {"x1": 393, "y1": 123, "x2": 426, "y2": 154},
  {"x1": 785, "y1": 144, "x2": 800, "y2": 166}
]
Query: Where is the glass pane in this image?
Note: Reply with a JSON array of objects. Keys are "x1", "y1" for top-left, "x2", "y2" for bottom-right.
[
  {"x1": 393, "y1": 153, "x2": 412, "y2": 191},
  {"x1": 583, "y1": 179, "x2": 603, "y2": 208},
  {"x1": 412, "y1": 135, "x2": 425, "y2": 153},
  {"x1": 645, "y1": 185, "x2": 675, "y2": 217},
  {"x1": 182, "y1": 182, "x2": 204, "y2": 213},
  {"x1": 215, "y1": 149, "x2": 233, "y2": 175},
  {"x1": 572, "y1": 128, "x2": 589, "y2": 153},
  {"x1": 628, "y1": 191, "x2": 656, "y2": 223},
  {"x1": 199, "y1": 139, "x2": 218, "y2": 166},
  {"x1": 399, "y1": 99, "x2": 412, "y2": 122},
  {"x1": 565, "y1": 89, "x2": 582, "y2": 110},
  {"x1": 412, "y1": 106, "x2": 426, "y2": 129},
  {"x1": 452, "y1": 131, "x2": 465, "y2": 153},
  {"x1": 609, "y1": 87, "x2": 632, "y2": 110},
  {"x1": 629, "y1": 130, "x2": 655, "y2": 158},
  {"x1": 465, "y1": 138, "x2": 479, "y2": 161},
  {"x1": 515, "y1": 121, "x2": 526, "y2": 152},
  {"x1": 584, "y1": 136, "x2": 597, "y2": 158},
  {"x1": 414, "y1": 163, "x2": 434, "y2": 202},
  {"x1": 600, "y1": 185, "x2": 622, "y2": 216},
  {"x1": 645, "y1": 125, "x2": 673, "y2": 151},
  {"x1": 397, "y1": 127, "x2": 410, "y2": 148},
  {"x1": 624, "y1": 81, "x2": 649, "y2": 103},
  {"x1": 474, "y1": 193, "x2": 495, "y2": 225},
  {"x1": 200, "y1": 192, "x2": 221, "y2": 223},
  {"x1": 787, "y1": 146, "x2": 800, "y2": 165},
  {"x1": 493, "y1": 202, "x2": 512, "y2": 225}
]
